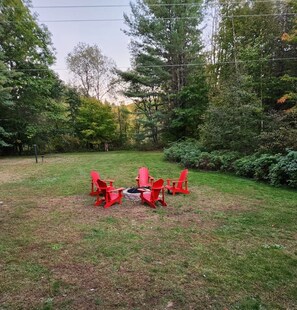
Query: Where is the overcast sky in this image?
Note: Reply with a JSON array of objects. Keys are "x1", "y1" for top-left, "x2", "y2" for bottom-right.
[
  {"x1": 30, "y1": 0, "x2": 133, "y2": 83},
  {"x1": 30, "y1": 0, "x2": 212, "y2": 87}
]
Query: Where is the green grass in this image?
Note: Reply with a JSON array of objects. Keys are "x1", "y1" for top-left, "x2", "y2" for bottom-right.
[{"x1": 0, "y1": 151, "x2": 296, "y2": 309}]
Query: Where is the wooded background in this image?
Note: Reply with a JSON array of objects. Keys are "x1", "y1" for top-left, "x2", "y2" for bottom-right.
[{"x1": 0, "y1": 0, "x2": 296, "y2": 155}]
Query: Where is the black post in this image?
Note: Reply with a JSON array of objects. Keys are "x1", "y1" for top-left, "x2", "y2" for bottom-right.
[{"x1": 33, "y1": 144, "x2": 38, "y2": 163}]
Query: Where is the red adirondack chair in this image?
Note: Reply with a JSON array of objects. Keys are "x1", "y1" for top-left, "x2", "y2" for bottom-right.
[
  {"x1": 165, "y1": 169, "x2": 190, "y2": 195},
  {"x1": 94, "y1": 179, "x2": 125, "y2": 208},
  {"x1": 139, "y1": 178, "x2": 167, "y2": 208},
  {"x1": 135, "y1": 167, "x2": 154, "y2": 188},
  {"x1": 90, "y1": 170, "x2": 114, "y2": 196}
]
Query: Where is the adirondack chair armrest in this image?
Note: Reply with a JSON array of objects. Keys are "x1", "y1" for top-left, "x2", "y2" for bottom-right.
[
  {"x1": 166, "y1": 178, "x2": 179, "y2": 185},
  {"x1": 108, "y1": 187, "x2": 125, "y2": 193},
  {"x1": 137, "y1": 188, "x2": 146, "y2": 193},
  {"x1": 102, "y1": 179, "x2": 114, "y2": 186}
]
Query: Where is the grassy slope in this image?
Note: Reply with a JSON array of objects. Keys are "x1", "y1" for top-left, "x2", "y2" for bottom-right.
[{"x1": 0, "y1": 151, "x2": 296, "y2": 309}]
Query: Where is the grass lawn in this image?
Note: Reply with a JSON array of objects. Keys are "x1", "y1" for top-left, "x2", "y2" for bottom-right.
[{"x1": 0, "y1": 151, "x2": 296, "y2": 310}]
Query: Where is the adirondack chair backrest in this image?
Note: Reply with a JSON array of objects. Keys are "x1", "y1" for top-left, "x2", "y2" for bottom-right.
[
  {"x1": 91, "y1": 170, "x2": 100, "y2": 183},
  {"x1": 151, "y1": 179, "x2": 164, "y2": 201},
  {"x1": 97, "y1": 179, "x2": 107, "y2": 189},
  {"x1": 138, "y1": 167, "x2": 149, "y2": 187},
  {"x1": 177, "y1": 169, "x2": 188, "y2": 189}
]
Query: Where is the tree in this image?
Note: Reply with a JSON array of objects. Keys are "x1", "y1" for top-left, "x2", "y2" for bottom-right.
[
  {"x1": 64, "y1": 85, "x2": 82, "y2": 135},
  {"x1": 200, "y1": 76, "x2": 263, "y2": 154},
  {"x1": 66, "y1": 42, "x2": 116, "y2": 101},
  {"x1": 278, "y1": 0, "x2": 297, "y2": 110},
  {"x1": 209, "y1": 0, "x2": 297, "y2": 110},
  {"x1": 0, "y1": 0, "x2": 63, "y2": 154},
  {"x1": 258, "y1": 109, "x2": 297, "y2": 154},
  {"x1": 0, "y1": 59, "x2": 13, "y2": 148},
  {"x1": 119, "y1": 0, "x2": 208, "y2": 144},
  {"x1": 76, "y1": 97, "x2": 117, "y2": 149},
  {"x1": 202, "y1": 0, "x2": 297, "y2": 154},
  {"x1": 114, "y1": 104, "x2": 132, "y2": 147}
]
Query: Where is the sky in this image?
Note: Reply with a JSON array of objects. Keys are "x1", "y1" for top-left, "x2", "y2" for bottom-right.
[
  {"x1": 29, "y1": 0, "x2": 213, "y2": 89},
  {"x1": 30, "y1": 0, "x2": 134, "y2": 83}
]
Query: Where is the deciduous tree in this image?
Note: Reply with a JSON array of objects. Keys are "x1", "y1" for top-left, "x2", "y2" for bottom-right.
[
  {"x1": 0, "y1": 0, "x2": 63, "y2": 154},
  {"x1": 76, "y1": 97, "x2": 117, "y2": 149},
  {"x1": 66, "y1": 42, "x2": 116, "y2": 101}
]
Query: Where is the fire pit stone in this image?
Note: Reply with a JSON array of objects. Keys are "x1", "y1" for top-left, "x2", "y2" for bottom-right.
[{"x1": 123, "y1": 187, "x2": 150, "y2": 201}]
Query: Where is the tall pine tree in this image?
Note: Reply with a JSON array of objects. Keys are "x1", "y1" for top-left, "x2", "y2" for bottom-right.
[{"x1": 119, "y1": 0, "x2": 208, "y2": 144}]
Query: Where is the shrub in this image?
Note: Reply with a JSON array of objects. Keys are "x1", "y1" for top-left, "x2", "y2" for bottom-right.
[
  {"x1": 195, "y1": 152, "x2": 222, "y2": 170},
  {"x1": 268, "y1": 151, "x2": 297, "y2": 188},
  {"x1": 234, "y1": 154, "x2": 258, "y2": 178},
  {"x1": 253, "y1": 154, "x2": 279, "y2": 181},
  {"x1": 180, "y1": 149, "x2": 202, "y2": 168},
  {"x1": 164, "y1": 139, "x2": 203, "y2": 163},
  {"x1": 258, "y1": 110, "x2": 297, "y2": 154},
  {"x1": 214, "y1": 151, "x2": 241, "y2": 172},
  {"x1": 163, "y1": 141, "x2": 297, "y2": 189}
]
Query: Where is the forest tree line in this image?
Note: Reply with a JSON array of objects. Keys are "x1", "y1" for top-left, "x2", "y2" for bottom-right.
[{"x1": 0, "y1": 0, "x2": 296, "y2": 156}]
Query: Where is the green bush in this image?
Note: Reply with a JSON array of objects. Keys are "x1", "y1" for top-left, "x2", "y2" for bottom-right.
[
  {"x1": 253, "y1": 154, "x2": 279, "y2": 181},
  {"x1": 195, "y1": 152, "x2": 222, "y2": 170},
  {"x1": 164, "y1": 139, "x2": 203, "y2": 163},
  {"x1": 268, "y1": 151, "x2": 297, "y2": 188},
  {"x1": 234, "y1": 155, "x2": 258, "y2": 178},
  {"x1": 213, "y1": 151, "x2": 241, "y2": 172},
  {"x1": 258, "y1": 110, "x2": 297, "y2": 154},
  {"x1": 163, "y1": 141, "x2": 297, "y2": 189},
  {"x1": 180, "y1": 149, "x2": 202, "y2": 168}
]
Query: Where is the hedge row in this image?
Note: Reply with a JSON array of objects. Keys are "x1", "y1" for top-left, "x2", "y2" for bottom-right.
[{"x1": 164, "y1": 141, "x2": 297, "y2": 189}]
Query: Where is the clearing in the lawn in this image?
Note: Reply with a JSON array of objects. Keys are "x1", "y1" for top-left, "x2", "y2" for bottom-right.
[{"x1": 0, "y1": 151, "x2": 296, "y2": 309}]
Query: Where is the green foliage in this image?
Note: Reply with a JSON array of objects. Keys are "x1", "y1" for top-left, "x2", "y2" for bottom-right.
[
  {"x1": 64, "y1": 86, "x2": 82, "y2": 134},
  {"x1": 168, "y1": 67, "x2": 209, "y2": 140},
  {"x1": 234, "y1": 152, "x2": 297, "y2": 188},
  {"x1": 164, "y1": 141, "x2": 297, "y2": 188},
  {"x1": 204, "y1": 0, "x2": 296, "y2": 159},
  {"x1": 253, "y1": 154, "x2": 279, "y2": 181},
  {"x1": 217, "y1": 151, "x2": 242, "y2": 172},
  {"x1": 200, "y1": 76, "x2": 263, "y2": 154},
  {"x1": 259, "y1": 110, "x2": 297, "y2": 154},
  {"x1": 0, "y1": 0, "x2": 64, "y2": 154},
  {"x1": 48, "y1": 134, "x2": 82, "y2": 153},
  {"x1": 120, "y1": 0, "x2": 208, "y2": 144},
  {"x1": 164, "y1": 139, "x2": 204, "y2": 163},
  {"x1": 76, "y1": 97, "x2": 117, "y2": 148},
  {"x1": 201, "y1": 105, "x2": 262, "y2": 154},
  {"x1": 269, "y1": 150, "x2": 297, "y2": 188},
  {"x1": 234, "y1": 155, "x2": 259, "y2": 178},
  {"x1": 0, "y1": 62, "x2": 12, "y2": 148},
  {"x1": 165, "y1": 141, "x2": 241, "y2": 171},
  {"x1": 195, "y1": 152, "x2": 224, "y2": 171},
  {"x1": 212, "y1": 0, "x2": 297, "y2": 110}
]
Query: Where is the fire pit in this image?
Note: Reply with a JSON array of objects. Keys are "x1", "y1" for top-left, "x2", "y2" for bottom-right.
[{"x1": 123, "y1": 187, "x2": 150, "y2": 201}]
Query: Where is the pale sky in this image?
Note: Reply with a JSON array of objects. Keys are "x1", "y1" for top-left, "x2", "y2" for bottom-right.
[
  {"x1": 30, "y1": 0, "x2": 212, "y2": 88},
  {"x1": 30, "y1": 0, "x2": 134, "y2": 83}
]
